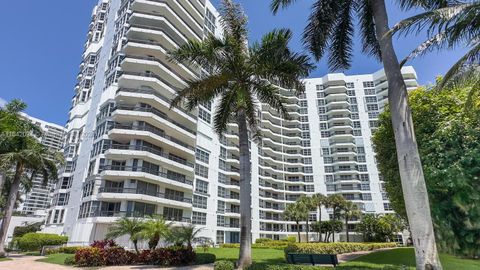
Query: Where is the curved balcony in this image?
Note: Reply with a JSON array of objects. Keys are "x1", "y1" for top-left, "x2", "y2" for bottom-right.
[
  {"x1": 100, "y1": 165, "x2": 193, "y2": 186},
  {"x1": 98, "y1": 187, "x2": 192, "y2": 205},
  {"x1": 90, "y1": 210, "x2": 191, "y2": 222}
]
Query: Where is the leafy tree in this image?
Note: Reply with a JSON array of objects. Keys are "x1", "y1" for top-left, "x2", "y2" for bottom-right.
[
  {"x1": 270, "y1": 1, "x2": 444, "y2": 268},
  {"x1": 106, "y1": 217, "x2": 145, "y2": 254},
  {"x1": 283, "y1": 202, "x2": 308, "y2": 243},
  {"x1": 323, "y1": 194, "x2": 347, "y2": 242},
  {"x1": 139, "y1": 216, "x2": 170, "y2": 250},
  {"x1": 312, "y1": 193, "x2": 326, "y2": 222},
  {"x1": 341, "y1": 201, "x2": 361, "y2": 242},
  {"x1": 0, "y1": 100, "x2": 59, "y2": 257},
  {"x1": 168, "y1": 1, "x2": 312, "y2": 268},
  {"x1": 389, "y1": 1, "x2": 480, "y2": 89},
  {"x1": 297, "y1": 196, "x2": 317, "y2": 242},
  {"x1": 356, "y1": 214, "x2": 405, "y2": 242},
  {"x1": 311, "y1": 221, "x2": 322, "y2": 242},
  {"x1": 373, "y1": 82, "x2": 480, "y2": 258},
  {"x1": 321, "y1": 220, "x2": 343, "y2": 243}
]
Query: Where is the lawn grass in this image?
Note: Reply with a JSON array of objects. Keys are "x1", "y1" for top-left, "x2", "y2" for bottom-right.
[
  {"x1": 199, "y1": 247, "x2": 480, "y2": 270},
  {"x1": 36, "y1": 253, "x2": 74, "y2": 265},
  {"x1": 0, "y1": 257, "x2": 12, "y2": 261}
]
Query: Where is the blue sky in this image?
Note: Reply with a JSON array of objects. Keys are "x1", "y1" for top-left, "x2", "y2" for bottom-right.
[{"x1": 0, "y1": 0, "x2": 466, "y2": 125}]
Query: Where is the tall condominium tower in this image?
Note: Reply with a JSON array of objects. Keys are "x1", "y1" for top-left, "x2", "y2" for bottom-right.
[
  {"x1": 18, "y1": 114, "x2": 65, "y2": 215},
  {"x1": 44, "y1": 0, "x2": 418, "y2": 246}
]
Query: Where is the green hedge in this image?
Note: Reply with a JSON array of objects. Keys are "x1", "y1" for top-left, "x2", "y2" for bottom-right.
[
  {"x1": 214, "y1": 260, "x2": 235, "y2": 270},
  {"x1": 247, "y1": 263, "x2": 406, "y2": 270},
  {"x1": 220, "y1": 238, "x2": 296, "y2": 250},
  {"x1": 284, "y1": 242, "x2": 398, "y2": 257},
  {"x1": 45, "y1": 246, "x2": 81, "y2": 255},
  {"x1": 17, "y1": 233, "x2": 68, "y2": 251},
  {"x1": 195, "y1": 253, "x2": 216, "y2": 264}
]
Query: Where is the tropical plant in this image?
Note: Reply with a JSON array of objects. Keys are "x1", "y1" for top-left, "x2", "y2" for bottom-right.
[
  {"x1": 373, "y1": 82, "x2": 480, "y2": 258},
  {"x1": 311, "y1": 221, "x2": 322, "y2": 242},
  {"x1": 169, "y1": 224, "x2": 203, "y2": 249},
  {"x1": 321, "y1": 220, "x2": 343, "y2": 243},
  {"x1": 389, "y1": 1, "x2": 480, "y2": 90},
  {"x1": 0, "y1": 100, "x2": 59, "y2": 257},
  {"x1": 270, "y1": 0, "x2": 443, "y2": 268},
  {"x1": 312, "y1": 193, "x2": 326, "y2": 222},
  {"x1": 341, "y1": 201, "x2": 361, "y2": 242},
  {"x1": 106, "y1": 217, "x2": 145, "y2": 254},
  {"x1": 356, "y1": 214, "x2": 405, "y2": 242},
  {"x1": 297, "y1": 196, "x2": 317, "y2": 242},
  {"x1": 168, "y1": 0, "x2": 312, "y2": 267},
  {"x1": 139, "y1": 216, "x2": 170, "y2": 250},
  {"x1": 323, "y1": 194, "x2": 347, "y2": 242},
  {"x1": 284, "y1": 202, "x2": 308, "y2": 243}
]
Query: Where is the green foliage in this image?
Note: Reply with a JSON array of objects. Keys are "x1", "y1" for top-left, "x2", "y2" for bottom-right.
[
  {"x1": 138, "y1": 216, "x2": 170, "y2": 250},
  {"x1": 284, "y1": 242, "x2": 398, "y2": 257},
  {"x1": 12, "y1": 222, "x2": 42, "y2": 238},
  {"x1": 373, "y1": 83, "x2": 480, "y2": 257},
  {"x1": 45, "y1": 246, "x2": 81, "y2": 255},
  {"x1": 195, "y1": 253, "x2": 216, "y2": 265},
  {"x1": 214, "y1": 260, "x2": 235, "y2": 270},
  {"x1": 356, "y1": 214, "x2": 405, "y2": 243},
  {"x1": 168, "y1": 224, "x2": 203, "y2": 248},
  {"x1": 16, "y1": 233, "x2": 68, "y2": 251},
  {"x1": 106, "y1": 217, "x2": 144, "y2": 253},
  {"x1": 63, "y1": 256, "x2": 76, "y2": 265}
]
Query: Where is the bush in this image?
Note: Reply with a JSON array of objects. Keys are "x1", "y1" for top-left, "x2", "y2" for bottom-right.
[
  {"x1": 90, "y1": 239, "x2": 117, "y2": 249},
  {"x1": 13, "y1": 222, "x2": 42, "y2": 238},
  {"x1": 255, "y1": 238, "x2": 273, "y2": 244},
  {"x1": 220, "y1": 241, "x2": 289, "y2": 250},
  {"x1": 282, "y1": 236, "x2": 297, "y2": 243},
  {"x1": 195, "y1": 253, "x2": 216, "y2": 264},
  {"x1": 246, "y1": 264, "x2": 407, "y2": 270},
  {"x1": 214, "y1": 260, "x2": 235, "y2": 270},
  {"x1": 45, "y1": 246, "x2": 81, "y2": 255},
  {"x1": 17, "y1": 233, "x2": 68, "y2": 252},
  {"x1": 284, "y1": 242, "x2": 398, "y2": 258},
  {"x1": 148, "y1": 246, "x2": 196, "y2": 266},
  {"x1": 64, "y1": 256, "x2": 76, "y2": 265},
  {"x1": 75, "y1": 247, "x2": 103, "y2": 267}
]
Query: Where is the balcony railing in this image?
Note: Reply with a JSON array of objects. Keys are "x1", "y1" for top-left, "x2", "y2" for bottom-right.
[
  {"x1": 91, "y1": 210, "x2": 191, "y2": 222},
  {"x1": 108, "y1": 144, "x2": 194, "y2": 168},
  {"x1": 100, "y1": 165, "x2": 193, "y2": 185},
  {"x1": 98, "y1": 187, "x2": 192, "y2": 203},
  {"x1": 108, "y1": 123, "x2": 195, "y2": 151},
  {"x1": 113, "y1": 105, "x2": 196, "y2": 135}
]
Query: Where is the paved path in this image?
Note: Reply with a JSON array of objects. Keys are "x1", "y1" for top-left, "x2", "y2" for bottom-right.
[{"x1": 0, "y1": 254, "x2": 214, "y2": 270}]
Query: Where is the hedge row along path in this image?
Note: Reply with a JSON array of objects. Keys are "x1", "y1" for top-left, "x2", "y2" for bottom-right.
[{"x1": 0, "y1": 254, "x2": 214, "y2": 270}]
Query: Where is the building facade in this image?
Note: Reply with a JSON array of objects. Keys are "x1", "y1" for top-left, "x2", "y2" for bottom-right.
[
  {"x1": 18, "y1": 114, "x2": 66, "y2": 215},
  {"x1": 43, "y1": 0, "x2": 418, "y2": 246}
]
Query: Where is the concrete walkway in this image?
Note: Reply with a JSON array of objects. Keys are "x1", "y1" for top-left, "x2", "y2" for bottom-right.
[{"x1": 0, "y1": 254, "x2": 214, "y2": 270}]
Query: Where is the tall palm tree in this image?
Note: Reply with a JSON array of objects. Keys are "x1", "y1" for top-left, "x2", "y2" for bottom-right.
[
  {"x1": 139, "y1": 216, "x2": 170, "y2": 250},
  {"x1": 297, "y1": 196, "x2": 316, "y2": 242},
  {"x1": 341, "y1": 201, "x2": 361, "y2": 242},
  {"x1": 106, "y1": 217, "x2": 145, "y2": 254},
  {"x1": 389, "y1": 1, "x2": 480, "y2": 90},
  {"x1": 271, "y1": 1, "x2": 443, "y2": 268},
  {"x1": 283, "y1": 202, "x2": 308, "y2": 243},
  {"x1": 170, "y1": 224, "x2": 203, "y2": 249},
  {"x1": 0, "y1": 101, "x2": 58, "y2": 257},
  {"x1": 168, "y1": 1, "x2": 312, "y2": 268},
  {"x1": 313, "y1": 193, "x2": 326, "y2": 222}
]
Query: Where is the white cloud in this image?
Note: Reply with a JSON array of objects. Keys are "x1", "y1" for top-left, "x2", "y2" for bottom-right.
[{"x1": 0, "y1": 97, "x2": 6, "y2": 107}]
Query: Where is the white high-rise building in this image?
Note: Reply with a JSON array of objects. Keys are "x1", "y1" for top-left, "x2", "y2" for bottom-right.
[
  {"x1": 18, "y1": 114, "x2": 66, "y2": 215},
  {"x1": 44, "y1": 0, "x2": 418, "y2": 246}
]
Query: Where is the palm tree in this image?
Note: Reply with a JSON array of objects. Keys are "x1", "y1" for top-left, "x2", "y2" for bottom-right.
[
  {"x1": 341, "y1": 201, "x2": 361, "y2": 242},
  {"x1": 389, "y1": 1, "x2": 480, "y2": 90},
  {"x1": 324, "y1": 194, "x2": 346, "y2": 242},
  {"x1": 168, "y1": 1, "x2": 312, "y2": 268},
  {"x1": 169, "y1": 224, "x2": 203, "y2": 249},
  {"x1": 271, "y1": 1, "x2": 443, "y2": 268},
  {"x1": 297, "y1": 196, "x2": 316, "y2": 242},
  {"x1": 0, "y1": 101, "x2": 59, "y2": 257},
  {"x1": 106, "y1": 217, "x2": 145, "y2": 254},
  {"x1": 313, "y1": 193, "x2": 326, "y2": 222},
  {"x1": 284, "y1": 202, "x2": 308, "y2": 243},
  {"x1": 139, "y1": 216, "x2": 170, "y2": 250}
]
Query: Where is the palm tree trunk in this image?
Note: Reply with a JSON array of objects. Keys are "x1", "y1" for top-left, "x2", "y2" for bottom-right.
[
  {"x1": 133, "y1": 239, "x2": 139, "y2": 254},
  {"x1": 345, "y1": 217, "x2": 349, "y2": 242},
  {"x1": 0, "y1": 162, "x2": 24, "y2": 257},
  {"x1": 237, "y1": 109, "x2": 252, "y2": 269},
  {"x1": 371, "y1": 1, "x2": 442, "y2": 269},
  {"x1": 296, "y1": 221, "x2": 300, "y2": 243},
  {"x1": 305, "y1": 219, "x2": 309, "y2": 243}
]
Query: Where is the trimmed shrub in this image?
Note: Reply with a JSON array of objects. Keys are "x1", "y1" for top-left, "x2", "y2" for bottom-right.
[
  {"x1": 45, "y1": 246, "x2": 81, "y2": 255},
  {"x1": 220, "y1": 242, "x2": 289, "y2": 250},
  {"x1": 195, "y1": 253, "x2": 216, "y2": 264},
  {"x1": 282, "y1": 236, "x2": 297, "y2": 243},
  {"x1": 13, "y1": 222, "x2": 42, "y2": 238},
  {"x1": 148, "y1": 246, "x2": 196, "y2": 266},
  {"x1": 64, "y1": 256, "x2": 76, "y2": 265},
  {"x1": 17, "y1": 233, "x2": 68, "y2": 252},
  {"x1": 214, "y1": 260, "x2": 235, "y2": 270},
  {"x1": 255, "y1": 238, "x2": 273, "y2": 244},
  {"x1": 247, "y1": 264, "x2": 406, "y2": 270},
  {"x1": 284, "y1": 242, "x2": 398, "y2": 258},
  {"x1": 90, "y1": 239, "x2": 117, "y2": 249}
]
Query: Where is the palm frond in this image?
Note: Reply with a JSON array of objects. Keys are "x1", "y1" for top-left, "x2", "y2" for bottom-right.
[
  {"x1": 400, "y1": 31, "x2": 450, "y2": 66},
  {"x1": 270, "y1": 0, "x2": 297, "y2": 14},
  {"x1": 167, "y1": 35, "x2": 226, "y2": 69},
  {"x1": 329, "y1": 0, "x2": 356, "y2": 70},
  {"x1": 219, "y1": 0, "x2": 248, "y2": 45},
  {"x1": 252, "y1": 79, "x2": 290, "y2": 120},
  {"x1": 358, "y1": 0, "x2": 382, "y2": 60},
  {"x1": 397, "y1": 0, "x2": 456, "y2": 10},
  {"x1": 170, "y1": 72, "x2": 230, "y2": 110},
  {"x1": 213, "y1": 89, "x2": 237, "y2": 135},
  {"x1": 438, "y1": 42, "x2": 480, "y2": 88}
]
